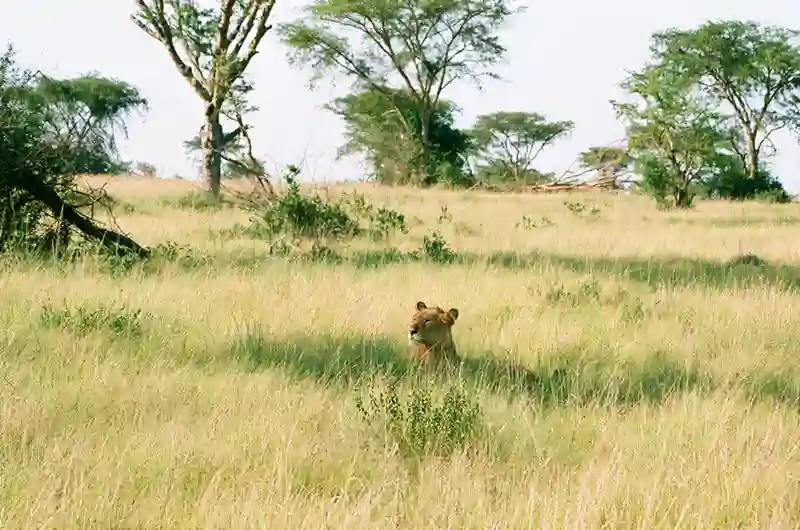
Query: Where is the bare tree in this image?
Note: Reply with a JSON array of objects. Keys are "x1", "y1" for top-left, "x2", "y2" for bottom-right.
[{"x1": 132, "y1": 0, "x2": 277, "y2": 198}]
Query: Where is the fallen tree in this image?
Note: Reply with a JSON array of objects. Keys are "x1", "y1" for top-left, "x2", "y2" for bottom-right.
[{"x1": 0, "y1": 45, "x2": 149, "y2": 258}]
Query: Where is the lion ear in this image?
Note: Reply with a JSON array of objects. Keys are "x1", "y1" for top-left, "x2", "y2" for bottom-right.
[
  {"x1": 416, "y1": 301, "x2": 427, "y2": 311},
  {"x1": 446, "y1": 308, "x2": 459, "y2": 322}
]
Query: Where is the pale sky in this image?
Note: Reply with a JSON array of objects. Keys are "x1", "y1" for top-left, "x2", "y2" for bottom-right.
[{"x1": 3, "y1": 1, "x2": 800, "y2": 190}]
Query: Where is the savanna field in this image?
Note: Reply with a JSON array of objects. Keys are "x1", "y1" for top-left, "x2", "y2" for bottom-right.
[{"x1": 2, "y1": 175, "x2": 800, "y2": 528}]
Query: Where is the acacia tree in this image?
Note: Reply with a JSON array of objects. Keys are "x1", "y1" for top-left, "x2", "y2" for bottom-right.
[
  {"x1": 469, "y1": 111, "x2": 573, "y2": 184},
  {"x1": 280, "y1": 0, "x2": 520, "y2": 185},
  {"x1": 614, "y1": 68, "x2": 727, "y2": 208},
  {"x1": 132, "y1": 0, "x2": 277, "y2": 197},
  {"x1": 577, "y1": 146, "x2": 633, "y2": 187},
  {"x1": 0, "y1": 46, "x2": 148, "y2": 257},
  {"x1": 649, "y1": 20, "x2": 800, "y2": 181},
  {"x1": 327, "y1": 86, "x2": 473, "y2": 186},
  {"x1": 25, "y1": 74, "x2": 148, "y2": 174}
]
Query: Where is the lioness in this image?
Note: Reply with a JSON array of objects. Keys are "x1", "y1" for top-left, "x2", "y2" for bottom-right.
[{"x1": 407, "y1": 301, "x2": 461, "y2": 366}]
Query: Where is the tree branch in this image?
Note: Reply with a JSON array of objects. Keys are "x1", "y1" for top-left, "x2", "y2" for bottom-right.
[{"x1": 132, "y1": 0, "x2": 212, "y2": 101}]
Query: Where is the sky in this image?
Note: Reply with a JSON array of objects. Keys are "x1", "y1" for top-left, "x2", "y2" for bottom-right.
[{"x1": 3, "y1": 1, "x2": 800, "y2": 190}]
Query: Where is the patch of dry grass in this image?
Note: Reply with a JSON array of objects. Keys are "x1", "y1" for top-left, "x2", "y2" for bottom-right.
[{"x1": 2, "y1": 176, "x2": 799, "y2": 527}]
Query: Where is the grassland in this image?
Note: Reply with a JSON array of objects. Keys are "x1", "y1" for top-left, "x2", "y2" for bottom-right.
[{"x1": 1, "y1": 175, "x2": 799, "y2": 528}]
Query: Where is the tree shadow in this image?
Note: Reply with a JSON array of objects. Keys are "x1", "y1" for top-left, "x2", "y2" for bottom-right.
[
  {"x1": 530, "y1": 253, "x2": 800, "y2": 292},
  {"x1": 456, "y1": 349, "x2": 713, "y2": 406},
  {"x1": 349, "y1": 248, "x2": 800, "y2": 291},
  {"x1": 225, "y1": 331, "x2": 720, "y2": 407},
  {"x1": 742, "y1": 371, "x2": 800, "y2": 409}
]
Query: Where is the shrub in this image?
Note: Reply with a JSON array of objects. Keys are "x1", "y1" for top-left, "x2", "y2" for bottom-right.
[
  {"x1": 241, "y1": 165, "x2": 407, "y2": 251},
  {"x1": 354, "y1": 384, "x2": 483, "y2": 460},
  {"x1": 40, "y1": 303, "x2": 149, "y2": 337},
  {"x1": 420, "y1": 231, "x2": 456, "y2": 263}
]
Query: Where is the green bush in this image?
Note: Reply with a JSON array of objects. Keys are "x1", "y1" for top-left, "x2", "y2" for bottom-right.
[
  {"x1": 354, "y1": 384, "x2": 483, "y2": 460},
  {"x1": 40, "y1": 303, "x2": 150, "y2": 337},
  {"x1": 241, "y1": 165, "x2": 407, "y2": 251},
  {"x1": 421, "y1": 231, "x2": 456, "y2": 263}
]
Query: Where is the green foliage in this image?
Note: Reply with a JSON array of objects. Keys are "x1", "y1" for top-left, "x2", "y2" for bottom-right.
[
  {"x1": 0, "y1": 47, "x2": 78, "y2": 254},
  {"x1": 242, "y1": 165, "x2": 407, "y2": 250},
  {"x1": 0, "y1": 45, "x2": 150, "y2": 261},
  {"x1": 470, "y1": 111, "x2": 573, "y2": 185},
  {"x1": 578, "y1": 145, "x2": 633, "y2": 187},
  {"x1": 280, "y1": 0, "x2": 518, "y2": 91},
  {"x1": 39, "y1": 303, "x2": 150, "y2": 337},
  {"x1": 614, "y1": 66, "x2": 727, "y2": 208},
  {"x1": 579, "y1": 146, "x2": 632, "y2": 171},
  {"x1": 698, "y1": 155, "x2": 791, "y2": 202},
  {"x1": 328, "y1": 87, "x2": 474, "y2": 186},
  {"x1": 340, "y1": 191, "x2": 409, "y2": 240},
  {"x1": 634, "y1": 153, "x2": 687, "y2": 208},
  {"x1": 613, "y1": 21, "x2": 800, "y2": 208},
  {"x1": 281, "y1": 0, "x2": 519, "y2": 187},
  {"x1": 647, "y1": 20, "x2": 800, "y2": 181},
  {"x1": 22, "y1": 73, "x2": 148, "y2": 174},
  {"x1": 252, "y1": 167, "x2": 359, "y2": 244},
  {"x1": 420, "y1": 230, "x2": 456, "y2": 263},
  {"x1": 752, "y1": 188, "x2": 793, "y2": 204},
  {"x1": 354, "y1": 384, "x2": 483, "y2": 460}
]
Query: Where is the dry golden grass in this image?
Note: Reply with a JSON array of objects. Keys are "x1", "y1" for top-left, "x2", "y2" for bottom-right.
[{"x1": 2, "y1": 175, "x2": 799, "y2": 528}]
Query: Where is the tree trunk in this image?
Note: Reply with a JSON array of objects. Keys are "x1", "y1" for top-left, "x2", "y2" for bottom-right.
[
  {"x1": 745, "y1": 130, "x2": 759, "y2": 180},
  {"x1": 201, "y1": 104, "x2": 223, "y2": 198},
  {"x1": 17, "y1": 171, "x2": 150, "y2": 257},
  {"x1": 674, "y1": 182, "x2": 692, "y2": 208},
  {"x1": 418, "y1": 107, "x2": 435, "y2": 186}
]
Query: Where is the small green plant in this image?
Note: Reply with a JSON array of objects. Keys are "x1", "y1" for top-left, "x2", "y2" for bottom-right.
[
  {"x1": 243, "y1": 165, "x2": 408, "y2": 250},
  {"x1": 354, "y1": 384, "x2": 483, "y2": 460},
  {"x1": 516, "y1": 215, "x2": 554, "y2": 230},
  {"x1": 421, "y1": 231, "x2": 456, "y2": 263},
  {"x1": 83, "y1": 243, "x2": 144, "y2": 277},
  {"x1": 146, "y1": 241, "x2": 210, "y2": 270},
  {"x1": 40, "y1": 303, "x2": 149, "y2": 337},
  {"x1": 564, "y1": 200, "x2": 601, "y2": 218},
  {"x1": 341, "y1": 191, "x2": 408, "y2": 240},
  {"x1": 543, "y1": 280, "x2": 602, "y2": 307},
  {"x1": 370, "y1": 206, "x2": 408, "y2": 239},
  {"x1": 302, "y1": 243, "x2": 344, "y2": 263},
  {"x1": 247, "y1": 166, "x2": 359, "y2": 244}
]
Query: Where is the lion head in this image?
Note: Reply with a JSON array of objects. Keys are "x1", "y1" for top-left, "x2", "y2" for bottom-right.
[{"x1": 408, "y1": 301, "x2": 460, "y2": 364}]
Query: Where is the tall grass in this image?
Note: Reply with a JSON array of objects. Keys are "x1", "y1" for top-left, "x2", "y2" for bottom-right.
[{"x1": 0, "y1": 176, "x2": 798, "y2": 527}]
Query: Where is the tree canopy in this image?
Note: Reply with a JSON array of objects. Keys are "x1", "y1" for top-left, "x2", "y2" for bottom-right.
[
  {"x1": 21, "y1": 74, "x2": 148, "y2": 174},
  {"x1": 614, "y1": 67, "x2": 729, "y2": 208},
  {"x1": 327, "y1": 86, "x2": 473, "y2": 186},
  {"x1": 469, "y1": 111, "x2": 573, "y2": 185},
  {"x1": 648, "y1": 20, "x2": 800, "y2": 181},
  {"x1": 0, "y1": 46, "x2": 149, "y2": 257},
  {"x1": 281, "y1": 0, "x2": 520, "y2": 186}
]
